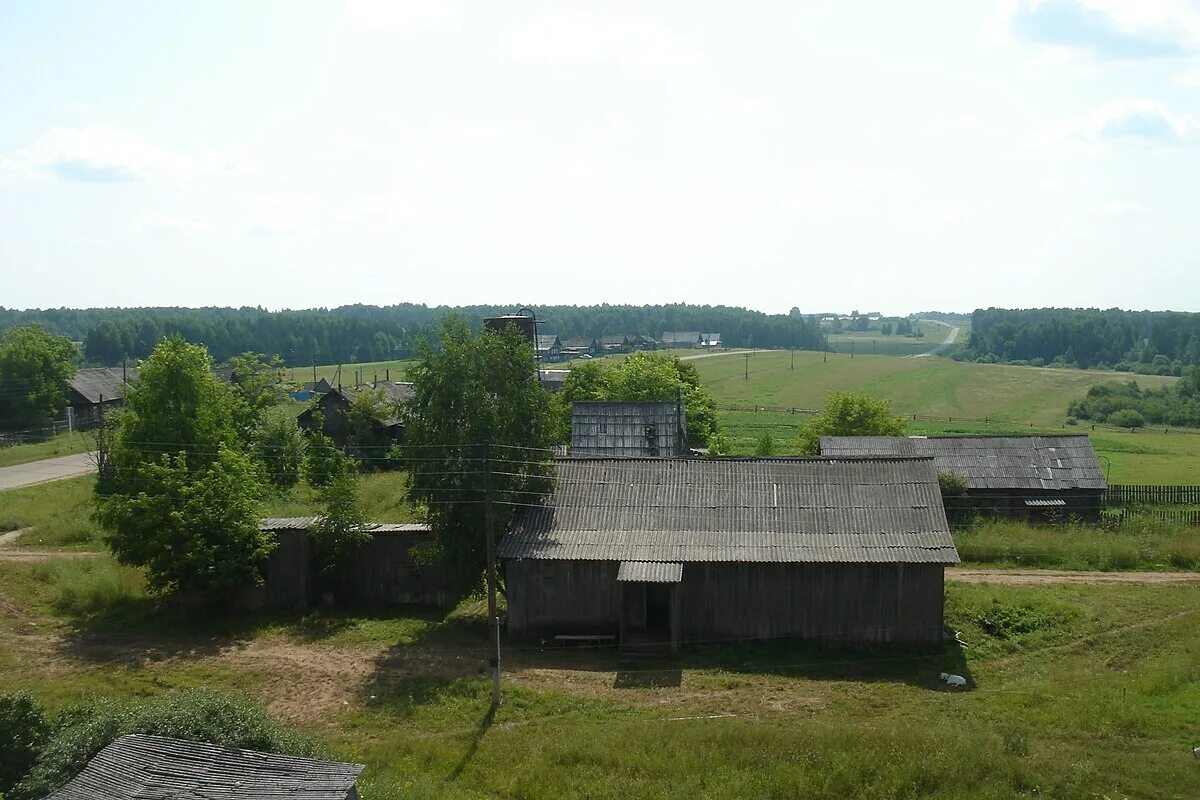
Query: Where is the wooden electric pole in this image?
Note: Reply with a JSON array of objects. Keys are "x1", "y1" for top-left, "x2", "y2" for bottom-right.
[{"x1": 483, "y1": 443, "x2": 502, "y2": 705}]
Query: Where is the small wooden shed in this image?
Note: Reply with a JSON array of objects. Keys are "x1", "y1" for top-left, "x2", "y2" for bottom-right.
[
  {"x1": 820, "y1": 435, "x2": 1107, "y2": 522},
  {"x1": 570, "y1": 401, "x2": 687, "y2": 457},
  {"x1": 500, "y1": 457, "x2": 958, "y2": 649},
  {"x1": 238, "y1": 518, "x2": 449, "y2": 609},
  {"x1": 46, "y1": 734, "x2": 364, "y2": 800},
  {"x1": 66, "y1": 367, "x2": 137, "y2": 426}
]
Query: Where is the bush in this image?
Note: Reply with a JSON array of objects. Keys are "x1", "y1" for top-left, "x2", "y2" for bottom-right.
[
  {"x1": 0, "y1": 693, "x2": 48, "y2": 797},
  {"x1": 305, "y1": 431, "x2": 352, "y2": 489},
  {"x1": 753, "y1": 433, "x2": 776, "y2": 456},
  {"x1": 1108, "y1": 409, "x2": 1146, "y2": 429},
  {"x1": 253, "y1": 407, "x2": 306, "y2": 489},
  {"x1": 31, "y1": 559, "x2": 145, "y2": 616},
  {"x1": 13, "y1": 690, "x2": 310, "y2": 800}
]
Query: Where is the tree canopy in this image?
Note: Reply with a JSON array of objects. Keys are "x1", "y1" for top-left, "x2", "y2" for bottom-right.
[
  {"x1": 401, "y1": 316, "x2": 554, "y2": 595},
  {"x1": 552, "y1": 352, "x2": 721, "y2": 448},
  {"x1": 797, "y1": 392, "x2": 907, "y2": 454},
  {"x1": 0, "y1": 324, "x2": 77, "y2": 428},
  {"x1": 94, "y1": 336, "x2": 272, "y2": 595},
  {"x1": 0, "y1": 303, "x2": 824, "y2": 367}
]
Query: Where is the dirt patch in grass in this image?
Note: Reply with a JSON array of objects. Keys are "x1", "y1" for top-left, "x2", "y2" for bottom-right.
[{"x1": 948, "y1": 568, "x2": 1200, "y2": 585}]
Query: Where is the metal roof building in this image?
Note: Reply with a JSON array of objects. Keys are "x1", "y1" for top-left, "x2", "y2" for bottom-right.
[
  {"x1": 501, "y1": 457, "x2": 957, "y2": 649},
  {"x1": 46, "y1": 734, "x2": 363, "y2": 800},
  {"x1": 819, "y1": 435, "x2": 1106, "y2": 521},
  {"x1": 569, "y1": 401, "x2": 687, "y2": 457}
]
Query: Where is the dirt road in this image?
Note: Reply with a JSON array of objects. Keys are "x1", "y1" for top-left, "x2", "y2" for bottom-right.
[
  {"x1": 0, "y1": 452, "x2": 96, "y2": 491},
  {"x1": 905, "y1": 323, "x2": 959, "y2": 359},
  {"x1": 947, "y1": 567, "x2": 1200, "y2": 586}
]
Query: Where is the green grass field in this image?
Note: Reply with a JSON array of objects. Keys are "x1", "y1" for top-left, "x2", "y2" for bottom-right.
[
  {"x1": 0, "y1": 431, "x2": 93, "y2": 469},
  {"x1": 2, "y1": 555, "x2": 1198, "y2": 799},
  {"x1": 690, "y1": 350, "x2": 1198, "y2": 483}
]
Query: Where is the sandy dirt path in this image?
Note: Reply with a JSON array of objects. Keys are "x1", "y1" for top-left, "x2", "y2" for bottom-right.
[{"x1": 947, "y1": 567, "x2": 1200, "y2": 585}]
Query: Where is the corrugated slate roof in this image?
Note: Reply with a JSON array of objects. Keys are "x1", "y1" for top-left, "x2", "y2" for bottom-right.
[
  {"x1": 499, "y1": 457, "x2": 958, "y2": 564},
  {"x1": 69, "y1": 367, "x2": 138, "y2": 404},
  {"x1": 819, "y1": 435, "x2": 1106, "y2": 490},
  {"x1": 259, "y1": 517, "x2": 429, "y2": 534},
  {"x1": 46, "y1": 734, "x2": 363, "y2": 800},
  {"x1": 570, "y1": 401, "x2": 687, "y2": 457},
  {"x1": 618, "y1": 560, "x2": 683, "y2": 582}
]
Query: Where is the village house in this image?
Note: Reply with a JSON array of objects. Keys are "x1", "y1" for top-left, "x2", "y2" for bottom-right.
[
  {"x1": 819, "y1": 434, "x2": 1107, "y2": 522},
  {"x1": 239, "y1": 518, "x2": 450, "y2": 609},
  {"x1": 700, "y1": 332, "x2": 722, "y2": 348},
  {"x1": 296, "y1": 380, "x2": 414, "y2": 449},
  {"x1": 536, "y1": 334, "x2": 563, "y2": 362},
  {"x1": 500, "y1": 457, "x2": 958, "y2": 650},
  {"x1": 560, "y1": 336, "x2": 600, "y2": 357},
  {"x1": 570, "y1": 401, "x2": 687, "y2": 457},
  {"x1": 46, "y1": 734, "x2": 364, "y2": 800},
  {"x1": 660, "y1": 331, "x2": 702, "y2": 348},
  {"x1": 538, "y1": 369, "x2": 571, "y2": 393},
  {"x1": 600, "y1": 334, "x2": 632, "y2": 352},
  {"x1": 65, "y1": 366, "x2": 138, "y2": 426}
]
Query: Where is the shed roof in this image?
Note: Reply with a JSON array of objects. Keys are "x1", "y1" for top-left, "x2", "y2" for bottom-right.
[
  {"x1": 69, "y1": 367, "x2": 137, "y2": 404},
  {"x1": 561, "y1": 337, "x2": 597, "y2": 349},
  {"x1": 600, "y1": 335, "x2": 631, "y2": 346},
  {"x1": 818, "y1": 435, "x2": 1106, "y2": 490},
  {"x1": 618, "y1": 560, "x2": 683, "y2": 582},
  {"x1": 661, "y1": 331, "x2": 701, "y2": 343},
  {"x1": 46, "y1": 734, "x2": 363, "y2": 800},
  {"x1": 499, "y1": 457, "x2": 958, "y2": 564},
  {"x1": 259, "y1": 517, "x2": 429, "y2": 534},
  {"x1": 570, "y1": 401, "x2": 686, "y2": 457},
  {"x1": 536, "y1": 334, "x2": 561, "y2": 350}
]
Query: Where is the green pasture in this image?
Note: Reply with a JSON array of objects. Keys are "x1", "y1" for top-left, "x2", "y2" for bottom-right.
[
  {"x1": 0, "y1": 431, "x2": 93, "y2": 468},
  {"x1": 2, "y1": 554, "x2": 1198, "y2": 800}
]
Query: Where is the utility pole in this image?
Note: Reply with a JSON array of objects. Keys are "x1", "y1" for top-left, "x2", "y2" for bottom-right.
[
  {"x1": 850, "y1": 341, "x2": 854, "y2": 358},
  {"x1": 823, "y1": 336, "x2": 828, "y2": 363},
  {"x1": 483, "y1": 443, "x2": 502, "y2": 705},
  {"x1": 790, "y1": 348, "x2": 794, "y2": 370},
  {"x1": 744, "y1": 351, "x2": 750, "y2": 380}
]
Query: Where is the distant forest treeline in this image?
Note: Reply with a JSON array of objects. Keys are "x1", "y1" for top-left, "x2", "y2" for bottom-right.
[
  {"x1": 0, "y1": 304, "x2": 824, "y2": 367},
  {"x1": 960, "y1": 308, "x2": 1200, "y2": 373}
]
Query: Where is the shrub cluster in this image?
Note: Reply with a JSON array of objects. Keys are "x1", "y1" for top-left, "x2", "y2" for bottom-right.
[{"x1": 1, "y1": 689, "x2": 310, "y2": 800}]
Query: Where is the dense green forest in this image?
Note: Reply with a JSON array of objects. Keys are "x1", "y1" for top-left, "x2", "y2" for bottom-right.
[
  {"x1": 959, "y1": 308, "x2": 1200, "y2": 372},
  {"x1": 0, "y1": 304, "x2": 824, "y2": 367}
]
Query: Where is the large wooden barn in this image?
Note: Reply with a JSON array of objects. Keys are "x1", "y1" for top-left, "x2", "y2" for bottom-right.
[
  {"x1": 499, "y1": 457, "x2": 959, "y2": 649},
  {"x1": 819, "y1": 435, "x2": 1107, "y2": 522}
]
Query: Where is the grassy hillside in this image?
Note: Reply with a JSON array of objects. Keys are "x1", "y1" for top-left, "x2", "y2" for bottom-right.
[{"x1": 691, "y1": 350, "x2": 1197, "y2": 483}]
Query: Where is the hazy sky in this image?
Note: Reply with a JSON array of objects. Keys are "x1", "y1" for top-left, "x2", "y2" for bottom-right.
[{"x1": 3, "y1": 1, "x2": 1199, "y2": 315}]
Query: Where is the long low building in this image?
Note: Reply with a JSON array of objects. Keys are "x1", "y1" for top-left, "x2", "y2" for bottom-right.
[
  {"x1": 499, "y1": 457, "x2": 958, "y2": 649},
  {"x1": 819, "y1": 434, "x2": 1107, "y2": 521}
]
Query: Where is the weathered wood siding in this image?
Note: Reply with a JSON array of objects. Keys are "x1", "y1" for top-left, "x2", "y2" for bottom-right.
[
  {"x1": 337, "y1": 533, "x2": 450, "y2": 607},
  {"x1": 679, "y1": 563, "x2": 944, "y2": 646},
  {"x1": 505, "y1": 560, "x2": 620, "y2": 635},
  {"x1": 235, "y1": 530, "x2": 311, "y2": 610},
  {"x1": 505, "y1": 559, "x2": 946, "y2": 646},
  {"x1": 962, "y1": 489, "x2": 1103, "y2": 523}
]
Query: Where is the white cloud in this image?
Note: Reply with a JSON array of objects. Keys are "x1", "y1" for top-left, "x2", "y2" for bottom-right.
[
  {"x1": 1002, "y1": 0, "x2": 1200, "y2": 59},
  {"x1": 346, "y1": 0, "x2": 461, "y2": 34},
  {"x1": 503, "y1": 10, "x2": 700, "y2": 74},
  {"x1": 243, "y1": 192, "x2": 321, "y2": 236},
  {"x1": 1100, "y1": 201, "x2": 1151, "y2": 216},
  {"x1": 0, "y1": 126, "x2": 226, "y2": 183},
  {"x1": 136, "y1": 214, "x2": 215, "y2": 234},
  {"x1": 1035, "y1": 100, "x2": 1200, "y2": 146}
]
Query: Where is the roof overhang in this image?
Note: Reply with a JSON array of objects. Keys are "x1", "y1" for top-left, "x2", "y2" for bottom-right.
[{"x1": 617, "y1": 561, "x2": 683, "y2": 583}]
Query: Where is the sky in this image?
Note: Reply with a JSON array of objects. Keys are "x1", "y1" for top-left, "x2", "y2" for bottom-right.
[{"x1": 2, "y1": 0, "x2": 1199, "y2": 315}]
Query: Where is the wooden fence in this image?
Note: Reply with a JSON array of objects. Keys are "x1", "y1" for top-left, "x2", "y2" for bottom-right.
[
  {"x1": 1104, "y1": 485, "x2": 1200, "y2": 507},
  {"x1": 1102, "y1": 508, "x2": 1200, "y2": 527}
]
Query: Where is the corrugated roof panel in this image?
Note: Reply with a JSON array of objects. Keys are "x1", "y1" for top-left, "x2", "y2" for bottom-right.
[
  {"x1": 617, "y1": 561, "x2": 684, "y2": 582},
  {"x1": 498, "y1": 458, "x2": 958, "y2": 565},
  {"x1": 46, "y1": 734, "x2": 363, "y2": 800}
]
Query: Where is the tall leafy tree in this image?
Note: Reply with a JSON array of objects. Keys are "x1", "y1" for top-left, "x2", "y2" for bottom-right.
[
  {"x1": 225, "y1": 351, "x2": 286, "y2": 438},
  {"x1": 0, "y1": 325, "x2": 77, "y2": 428},
  {"x1": 94, "y1": 336, "x2": 272, "y2": 595},
  {"x1": 402, "y1": 316, "x2": 553, "y2": 594},
  {"x1": 797, "y1": 392, "x2": 907, "y2": 454},
  {"x1": 552, "y1": 352, "x2": 721, "y2": 448}
]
